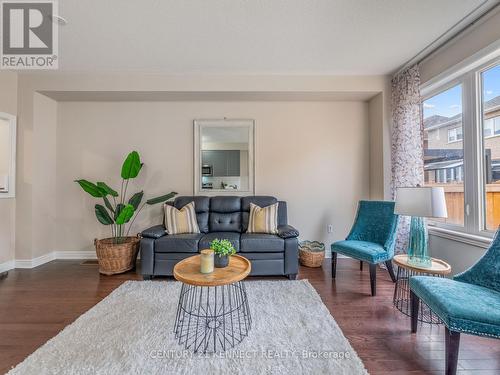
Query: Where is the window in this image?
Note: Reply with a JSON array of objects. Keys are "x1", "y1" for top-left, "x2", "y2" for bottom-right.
[
  {"x1": 421, "y1": 55, "x2": 500, "y2": 237},
  {"x1": 447, "y1": 127, "x2": 463, "y2": 142},
  {"x1": 483, "y1": 117, "x2": 500, "y2": 138},
  {"x1": 481, "y1": 64, "x2": 500, "y2": 231},
  {"x1": 423, "y1": 84, "x2": 464, "y2": 226}
]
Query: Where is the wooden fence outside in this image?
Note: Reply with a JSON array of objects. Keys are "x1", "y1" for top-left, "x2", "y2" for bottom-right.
[{"x1": 426, "y1": 183, "x2": 500, "y2": 229}]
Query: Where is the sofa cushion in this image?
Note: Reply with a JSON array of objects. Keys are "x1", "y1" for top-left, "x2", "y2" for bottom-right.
[
  {"x1": 164, "y1": 201, "x2": 200, "y2": 234},
  {"x1": 173, "y1": 196, "x2": 210, "y2": 233},
  {"x1": 241, "y1": 196, "x2": 279, "y2": 231},
  {"x1": 331, "y1": 240, "x2": 390, "y2": 263},
  {"x1": 209, "y1": 196, "x2": 242, "y2": 232},
  {"x1": 240, "y1": 233, "x2": 284, "y2": 253},
  {"x1": 246, "y1": 202, "x2": 279, "y2": 234},
  {"x1": 198, "y1": 232, "x2": 240, "y2": 252},
  {"x1": 155, "y1": 233, "x2": 203, "y2": 253},
  {"x1": 410, "y1": 276, "x2": 500, "y2": 338}
]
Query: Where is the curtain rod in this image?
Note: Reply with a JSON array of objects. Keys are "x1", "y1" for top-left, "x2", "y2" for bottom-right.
[{"x1": 394, "y1": 1, "x2": 500, "y2": 77}]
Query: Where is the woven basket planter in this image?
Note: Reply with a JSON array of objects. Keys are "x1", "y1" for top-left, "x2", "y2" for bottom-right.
[
  {"x1": 299, "y1": 241, "x2": 325, "y2": 268},
  {"x1": 94, "y1": 236, "x2": 140, "y2": 275}
]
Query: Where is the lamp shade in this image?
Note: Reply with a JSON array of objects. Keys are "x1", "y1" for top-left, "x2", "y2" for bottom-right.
[{"x1": 394, "y1": 187, "x2": 448, "y2": 218}]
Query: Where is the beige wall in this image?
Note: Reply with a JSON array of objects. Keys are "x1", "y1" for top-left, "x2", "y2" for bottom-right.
[
  {"x1": 0, "y1": 72, "x2": 17, "y2": 265},
  {"x1": 368, "y1": 93, "x2": 384, "y2": 199},
  {"x1": 56, "y1": 100, "x2": 369, "y2": 252},
  {"x1": 9, "y1": 73, "x2": 389, "y2": 262}
]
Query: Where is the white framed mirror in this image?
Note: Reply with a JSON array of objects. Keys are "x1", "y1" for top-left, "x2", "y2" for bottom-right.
[
  {"x1": 0, "y1": 112, "x2": 16, "y2": 198},
  {"x1": 194, "y1": 119, "x2": 255, "y2": 195}
]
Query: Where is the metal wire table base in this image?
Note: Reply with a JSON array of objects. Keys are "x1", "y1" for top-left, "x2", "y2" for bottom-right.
[
  {"x1": 173, "y1": 282, "x2": 252, "y2": 353},
  {"x1": 393, "y1": 266, "x2": 443, "y2": 325}
]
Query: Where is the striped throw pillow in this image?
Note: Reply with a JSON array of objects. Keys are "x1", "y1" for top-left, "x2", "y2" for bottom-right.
[
  {"x1": 247, "y1": 202, "x2": 279, "y2": 234},
  {"x1": 164, "y1": 202, "x2": 200, "y2": 235}
]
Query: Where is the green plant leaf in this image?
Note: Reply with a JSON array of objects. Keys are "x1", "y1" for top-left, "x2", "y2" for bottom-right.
[
  {"x1": 103, "y1": 196, "x2": 115, "y2": 213},
  {"x1": 95, "y1": 204, "x2": 114, "y2": 225},
  {"x1": 121, "y1": 151, "x2": 142, "y2": 179},
  {"x1": 115, "y1": 204, "x2": 135, "y2": 225},
  {"x1": 75, "y1": 179, "x2": 104, "y2": 198},
  {"x1": 146, "y1": 192, "x2": 178, "y2": 205},
  {"x1": 128, "y1": 191, "x2": 144, "y2": 210},
  {"x1": 96, "y1": 182, "x2": 118, "y2": 197},
  {"x1": 209, "y1": 238, "x2": 236, "y2": 256},
  {"x1": 114, "y1": 203, "x2": 125, "y2": 221}
]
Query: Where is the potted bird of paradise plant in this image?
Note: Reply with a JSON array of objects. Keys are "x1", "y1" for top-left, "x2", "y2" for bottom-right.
[{"x1": 75, "y1": 151, "x2": 177, "y2": 275}]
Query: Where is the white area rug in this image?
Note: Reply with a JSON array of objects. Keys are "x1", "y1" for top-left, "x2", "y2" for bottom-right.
[{"x1": 8, "y1": 280, "x2": 368, "y2": 375}]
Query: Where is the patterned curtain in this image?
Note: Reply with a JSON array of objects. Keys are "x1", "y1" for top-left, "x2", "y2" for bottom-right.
[{"x1": 391, "y1": 64, "x2": 424, "y2": 254}]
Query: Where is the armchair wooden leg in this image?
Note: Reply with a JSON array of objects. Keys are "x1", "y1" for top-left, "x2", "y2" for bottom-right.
[
  {"x1": 385, "y1": 260, "x2": 396, "y2": 282},
  {"x1": 369, "y1": 263, "x2": 376, "y2": 296},
  {"x1": 445, "y1": 327, "x2": 460, "y2": 375},
  {"x1": 410, "y1": 290, "x2": 419, "y2": 333},
  {"x1": 331, "y1": 252, "x2": 338, "y2": 279},
  {"x1": 359, "y1": 261, "x2": 363, "y2": 271}
]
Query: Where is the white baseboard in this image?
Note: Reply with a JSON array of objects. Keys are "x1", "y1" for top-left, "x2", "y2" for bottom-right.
[
  {"x1": 0, "y1": 260, "x2": 15, "y2": 273},
  {"x1": 3, "y1": 249, "x2": 335, "y2": 271},
  {"x1": 3, "y1": 249, "x2": 142, "y2": 270},
  {"x1": 15, "y1": 252, "x2": 56, "y2": 269},
  {"x1": 54, "y1": 250, "x2": 97, "y2": 259},
  {"x1": 0, "y1": 251, "x2": 96, "y2": 271}
]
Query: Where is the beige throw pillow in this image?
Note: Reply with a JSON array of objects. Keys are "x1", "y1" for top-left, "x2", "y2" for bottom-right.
[
  {"x1": 164, "y1": 201, "x2": 200, "y2": 234},
  {"x1": 247, "y1": 202, "x2": 279, "y2": 234}
]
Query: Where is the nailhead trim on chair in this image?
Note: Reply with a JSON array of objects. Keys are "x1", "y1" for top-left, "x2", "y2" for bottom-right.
[
  {"x1": 412, "y1": 285, "x2": 500, "y2": 340},
  {"x1": 449, "y1": 325, "x2": 500, "y2": 339}
]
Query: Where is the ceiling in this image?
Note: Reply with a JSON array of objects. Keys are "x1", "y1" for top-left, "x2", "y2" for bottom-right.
[{"x1": 57, "y1": 0, "x2": 487, "y2": 75}]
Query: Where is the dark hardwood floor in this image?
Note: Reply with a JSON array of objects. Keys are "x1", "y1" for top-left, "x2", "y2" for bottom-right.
[{"x1": 0, "y1": 258, "x2": 498, "y2": 374}]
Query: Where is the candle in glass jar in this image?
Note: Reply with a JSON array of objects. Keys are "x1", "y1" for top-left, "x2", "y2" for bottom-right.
[{"x1": 200, "y1": 249, "x2": 214, "y2": 274}]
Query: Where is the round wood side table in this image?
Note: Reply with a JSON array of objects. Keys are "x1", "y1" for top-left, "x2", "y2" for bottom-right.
[
  {"x1": 173, "y1": 254, "x2": 252, "y2": 353},
  {"x1": 392, "y1": 254, "x2": 451, "y2": 324}
]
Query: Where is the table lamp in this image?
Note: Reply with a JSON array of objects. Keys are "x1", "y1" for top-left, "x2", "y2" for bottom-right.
[{"x1": 394, "y1": 186, "x2": 448, "y2": 268}]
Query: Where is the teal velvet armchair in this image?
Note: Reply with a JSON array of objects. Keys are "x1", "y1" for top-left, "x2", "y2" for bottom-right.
[
  {"x1": 331, "y1": 200, "x2": 399, "y2": 296},
  {"x1": 410, "y1": 229, "x2": 500, "y2": 375}
]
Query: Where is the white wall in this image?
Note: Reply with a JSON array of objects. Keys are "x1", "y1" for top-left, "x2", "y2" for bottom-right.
[
  {"x1": 0, "y1": 120, "x2": 9, "y2": 176},
  {"x1": 420, "y1": 8, "x2": 500, "y2": 83},
  {"x1": 428, "y1": 235, "x2": 487, "y2": 274},
  {"x1": 56, "y1": 100, "x2": 369, "y2": 253},
  {"x1": 0, "y1": 72, "x2": 17, "y2": 267}
]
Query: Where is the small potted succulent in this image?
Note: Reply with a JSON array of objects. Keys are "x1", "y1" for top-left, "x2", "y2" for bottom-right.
[{"x1": 210, "y1": 238, "x2": 236, "y2": 268}]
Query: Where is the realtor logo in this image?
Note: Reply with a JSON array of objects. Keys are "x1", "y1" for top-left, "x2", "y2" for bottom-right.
[{"x1": 1, "y1": 0, "x2": 58, "y2": 69}]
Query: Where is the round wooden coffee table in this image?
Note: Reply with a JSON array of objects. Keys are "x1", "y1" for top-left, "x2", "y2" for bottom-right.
[
  {"x1": 392, "y1": 254, "x2": 451, "y2": 324},
  {"x1": 173, "y1": 254, "x2": 252, "y2": 353}
]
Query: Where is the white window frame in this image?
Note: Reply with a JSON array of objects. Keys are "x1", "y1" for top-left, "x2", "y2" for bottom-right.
[
  {"x1": 421, "y1": 39, "x2": 500, "y2": 241},
  {"x1": 422, "y1": 79, "x2": 467, "y2": 232},
  {"x1": 447, "y1": 128, "x2": 457, "y2": 143},
  {"x1": 484, "y1": 118, "x2": 494, "y2": 137},
  {"x1": 0, "y1": 112, "x2": 16, "y2": 199}
]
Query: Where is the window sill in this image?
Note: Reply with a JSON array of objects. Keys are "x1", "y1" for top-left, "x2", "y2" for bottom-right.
[{"x1": 428, "y1": 226, "x2": 491, "y2": 249}]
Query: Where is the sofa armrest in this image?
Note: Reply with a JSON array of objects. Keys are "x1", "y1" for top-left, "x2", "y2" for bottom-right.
[
  {"x1": 277, "y1": 225, "x2": 299, "y2": 239},
  {"x1": 284, "y1": 237, "x2": 299, "y2": 275},
  {"x1": 140, "y1": 237, "x2": 155, "y2": 277},
  {"x1": 141, "y1": 225, "x2": 166, "y2": 239}
]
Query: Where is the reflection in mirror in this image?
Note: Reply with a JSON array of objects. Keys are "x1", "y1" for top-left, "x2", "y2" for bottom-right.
[
  {"x1": 194, "y1": 120, "x2": 254, "y2": 195},
  {"x1": 0, "y1": 112, "x2": 16, "y2": 198}
]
